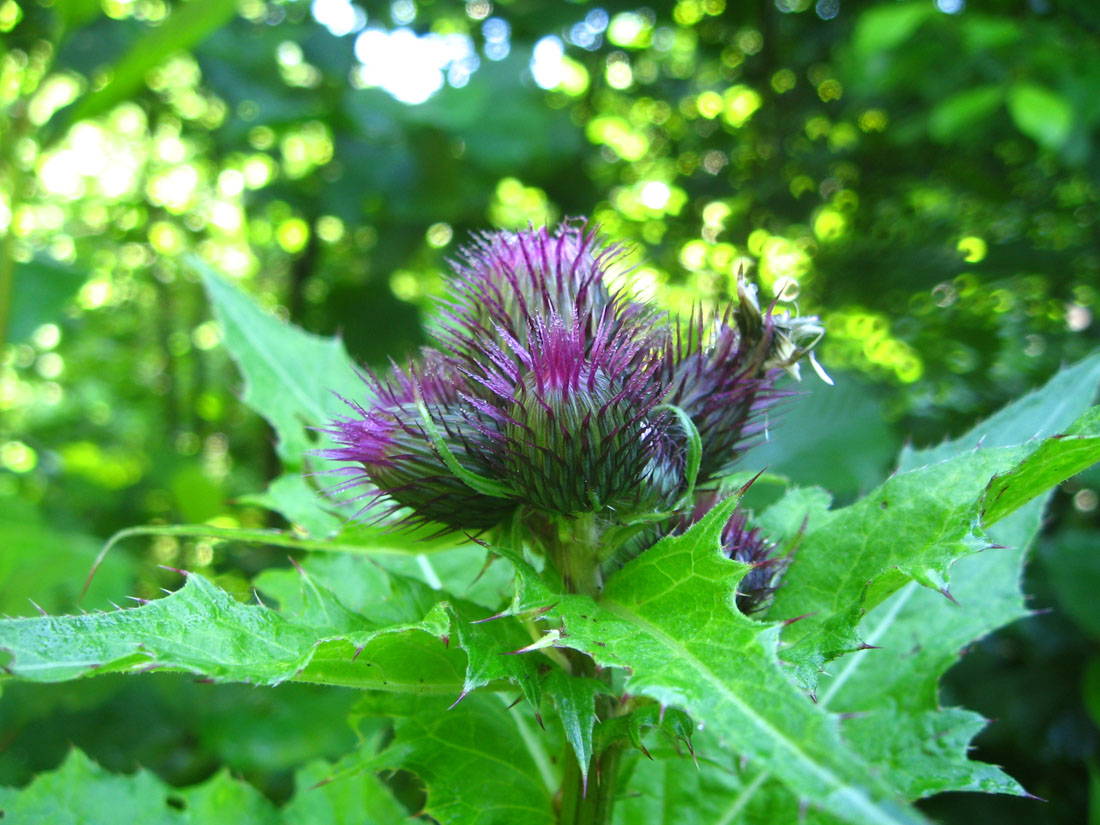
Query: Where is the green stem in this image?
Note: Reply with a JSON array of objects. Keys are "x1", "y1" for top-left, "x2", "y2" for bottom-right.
[
  {"x1": 555, "y1": 512, "x2": 603, "y2": 597},
  {"x1": 553, "y1": 518, "x2": 620, "y2": 825},
  {"x1": 557, "y1": 651, "x2": 620, "y2": 825}
]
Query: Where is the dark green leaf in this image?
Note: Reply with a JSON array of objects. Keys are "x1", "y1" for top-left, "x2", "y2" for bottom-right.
[
  {"x1": 1042, "y1": 529, "x2": 1100, "y2": 638},
  {"x1": 749, "y1": 375, "x2": 897, "y2": 499},
  {"x1": 348, "y1": 693, "x2": 557, "y2": 825}
]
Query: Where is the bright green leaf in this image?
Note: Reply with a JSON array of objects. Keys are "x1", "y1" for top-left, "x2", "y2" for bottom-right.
[
  {"x1": 194, "y1": 259, "x2": 361, "y2": 467},
  {"x1": 506, "y1": 498, "x2": 929, "y2": 825},
  {"x1": 767, "y1": 405, "x2": 1100, "y2": 688},
  {"x1": 0, "y1": 570, "x2": 463, "y2": 692}
]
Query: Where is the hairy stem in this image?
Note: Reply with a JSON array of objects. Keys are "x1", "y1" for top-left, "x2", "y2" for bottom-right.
[{"x1": 554, "y1": 512, "x2": 603, "y2": 597}]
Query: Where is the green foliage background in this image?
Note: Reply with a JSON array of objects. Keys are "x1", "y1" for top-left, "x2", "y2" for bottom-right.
[{"x1": 1, "y1": 0, "x2": 1099, "y2": 822}]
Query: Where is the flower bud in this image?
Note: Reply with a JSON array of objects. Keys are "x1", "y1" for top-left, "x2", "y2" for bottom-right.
[{"x1": 323, "y1": 352, "x2": 515, "y2": 529}]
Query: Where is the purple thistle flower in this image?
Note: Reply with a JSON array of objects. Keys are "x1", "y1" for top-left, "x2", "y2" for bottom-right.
[
  {"x1": 661, "y1": 310, "x2": 780, "y2": 484},
  {"x1": 441, "y1": 223, "x2": 646, "y2": 352},
  {"x1": 322, "y1": 221, "x2": 826, "y2": 535},
  {"x1": 471, "y1": 309, "x2": 668, "y2": 514}
]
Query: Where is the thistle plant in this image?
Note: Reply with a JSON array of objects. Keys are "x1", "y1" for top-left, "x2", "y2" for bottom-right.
[{"x1": 3, "y1": 223, "x2": 1100, "y2": 825}]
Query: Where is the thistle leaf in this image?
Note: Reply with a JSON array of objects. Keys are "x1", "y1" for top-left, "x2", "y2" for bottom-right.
[
  {"x1": 507, "y1": 498, "x2": 930, "y2": 825},
  {"x1": 346, "y1": 693, "x2": 557, "y2": 825},
  {"x1": 766, "y1": 405, "x2": 1100, "y2": 689},
  {"x1": 545, "y1": 669, "x2": 612, "y2": 786},
  {"x1": 0, "y1": 559, "x2": 526, "y2": 701},
  {"x1": 755, "y1": 353, "x2": 1100, "y2": 807},
  {"x1": 193, "y1": 258, "x2": 361, "y2": 467},
  {"x1": 0, "y1": 748, "x2": 406, "y2": 824}
]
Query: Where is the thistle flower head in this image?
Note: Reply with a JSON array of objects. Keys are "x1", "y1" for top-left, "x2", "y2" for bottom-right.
[
  {"x1": 322, "y1": 221, "x2": 826, "y2": 535},
  {"x1": 661, "y1": 310, "x2": 779, "y2": 483}
]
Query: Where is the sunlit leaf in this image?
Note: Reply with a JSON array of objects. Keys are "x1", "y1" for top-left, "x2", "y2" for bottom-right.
[
  {"x1": 194, "y1": 259, "x2": 361, "y2": 467},
  {"x1": 766, "y1": 404, "x2": 1100, "y2": 688},
  {"x1": 502, "y1": 498, "x2": 929, "y2": 825},
  {"x1": 0, "y1": 569, "x2": 464, "y2": 691}
]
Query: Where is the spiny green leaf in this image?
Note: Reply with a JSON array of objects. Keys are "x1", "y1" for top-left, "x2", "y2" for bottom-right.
[
  {"x1": 508, "y1": 498, "x2": 928, "y2": 825},
  {"x1": 0, "y1": 549, "x2": 538, "y2": 708},
  {"x1": 0, "y1": 570, "x2": 463, "y2": 692},
  {"x1": 982, "y1": 406, "x2": 1100, "y2": 525},
  {"x1": 898, "y1": 350, "x2": 1100, "y2": 471},
  {"x1": 545, "y1": 669, "x2": 611, "y2": 785},
  {"x1": 256, "y1": 551, "x2": 533, "y2": 701},
  {"x1": 767, "y1": 406, "x2": 1100, "y2": 689},
  {"x1": 769, "y1": 354, "x2": 1100, "y2": 806},
  {"x1": 348, "y1": 693, "x2": 557, "y2": 825},
  {"x1": 0, "y1": 748, "x2": 407, "y2": 824},
  {"x1": 448, "y1": 603, "x2": 543, "y2": 708}
]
